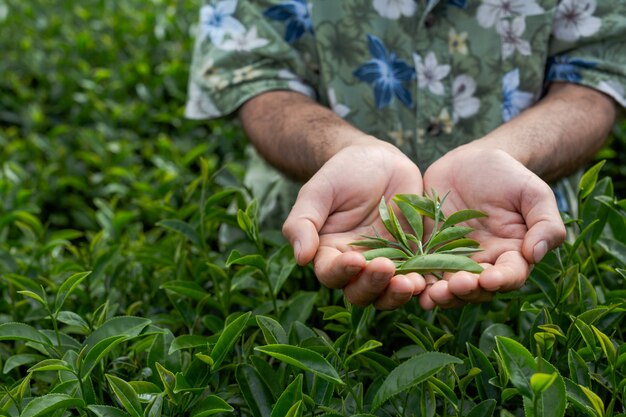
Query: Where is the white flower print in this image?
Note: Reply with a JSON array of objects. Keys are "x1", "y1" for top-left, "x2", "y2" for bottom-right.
[
  {"x1": 452, "y1": 74, "x2": 480, "y2": 123},
  {"x1": 496, "y1": 17, "x2": 531, "y2": 58},
  {"x1": 552, "y1": 0, "x2": 601, "y2": 42},
  {"x1": 414, "y1": 52, "x2": 450, "y2": 96},
  {"x1": 185, "y1": 79, "x2": 221, "y2": 119},
  {"x1": 372, "y1": 0, "x2": 417, "y2": 20},
  {"x1": 232, "y1": 66, "x2": 263, "y2": 84},
  {"x1": 219, "y1": 26, "x2": 269, "y2": 51},
  {"x1": 597, "y1": 80, "x2": 626, "y2": 108},
  {"x1": 476, "y1": 0, "x2": 544, "y2": 28},
  {"x1": 199, "y1": 0, "x2": 245, "y2": 46},
  {"x1": 328, "y1": 88, "x2": 350, "y2": 118}
]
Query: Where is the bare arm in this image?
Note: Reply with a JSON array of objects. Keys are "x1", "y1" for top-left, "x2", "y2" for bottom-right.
[
  {"x1": 238, "y1": 90, "x2": 387, "y2": 181},
  {"x1": 469, "y1": 82, "x2": 616, "y2": 182}
]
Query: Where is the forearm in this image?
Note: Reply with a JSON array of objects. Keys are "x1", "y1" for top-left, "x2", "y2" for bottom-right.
[
  {"x1": 469, "y1": 82, "x2": 616, "y2": 182},
  {"x1": 239, "y1": 90, "x2": 385, "y2": 181}
]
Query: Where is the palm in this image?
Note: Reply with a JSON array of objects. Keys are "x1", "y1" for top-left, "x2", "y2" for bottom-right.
[
  {"x1": 420, "y1": 147, "x2": 565, "y2": 308},
  {"x1": 283, "y1": 143, "x2": 424, "y2": 309}
]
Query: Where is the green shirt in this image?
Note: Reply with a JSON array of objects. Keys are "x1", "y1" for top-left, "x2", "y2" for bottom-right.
[{"x1": 186, "y1": 0, "x2": 626, "y2": 168}]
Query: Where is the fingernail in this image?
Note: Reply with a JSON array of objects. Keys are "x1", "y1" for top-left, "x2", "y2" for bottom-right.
[
  {"x1": 533, "y1": 241, "x2": 548, "y2": 263},
  {"x1": 345, "y1": 265, "x2": 362, "y2": 275},
  {"x1": 293, "y1": 240, "x2": 301, "y2": 261}
]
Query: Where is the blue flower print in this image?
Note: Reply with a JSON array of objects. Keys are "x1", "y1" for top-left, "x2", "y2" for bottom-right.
[
  {"x1": 502, "y1": 68, "x2": 534, "y2": 122},
  {"x1": 353, "y1": 34, "x2": 416, "y2": 109},
  {"x1": 264, "y1": 0, "x2": 313, "y2": 44},
  {"x1": 545, "y1": 55, "x2": 597, "y2": 83},
  {"x1": 448, "y1": 0, "x2": 468, "y2": 8},
  {"x1": 200, "y1": 0, "x2": 245, "y2": 46}
]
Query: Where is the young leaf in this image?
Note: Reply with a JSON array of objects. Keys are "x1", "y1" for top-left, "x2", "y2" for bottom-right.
[
  {"x1": 80, "y1": 335, "x2": 127, "y2": 379},
  {"x1": 256, "y1": 315, "x2": 288, "y2": 345},
  {"x1": 495, "y1": 336, "x2": 537, "y2": 398},
  {"x1": 210, "y1": 311, "x2": 251, "y2": 370},
  {"x1": 83, "y1": 316, "x2": 151, "y2": 350},
  {"x1": 397, "y1": 254, "x2": 483, "y2": 274},
  {"x1": 396, "y1": 200, "x2": 424, "y2": 241},
  {"x1": 425, "y1": 226, "x2": 474, "y2": 251},
  {"x1": 20, "y1": 394, "x2": 85, "y2": 417},
  {"x1": 0, "y1": 322, "x2": 53, "y2": 347},
  {"x1": 190, "y1": 395, "x2": 234, "y2": 417},
  {"x1": 466, "y1": 399, "x2": 496, "y2": 417},
  {"x1": 105, "y1": 374, "x2": 142, "y2": 417},
  {"x1": 372, "y1": 352, "x2": 462, "y2": 411},
  {"x1": 530, "y1": 372, "x2": 558, "y2": 395},
  {"x1": 441, "y1": 209, "x2": 487, "y2": 229},
  {"x1": 255, "y1": 344, "x2": 344, "y2": 385},
  {"x1": 270, "y1": 374, "x2": 303, "y2": 417},
  {"x1": 160, "y1": 280, "x2": 208, "y2": 301},
  {"x1": 467, "y1": 343, "x2": 499, "y2": 401},
  {"x1": 156, "y1": 219, "x2": 200, "y2": 244},
  {"x1": 345, "y1": 340, "x2": 383, "y2": 364},
  {"x1": 564, "y1": 378, "x2": 603, "y2": 417},
  {"x1": 394, "y1": 194, "x2": 436, "y2": 219},
  {"x1": 591, "y1": 325, "x2": 617, "y2": 365},
  {"x1": 17, "y1": 290, "x2": 46, "y2": 306},
  {"x1": 387, "y1": 202, "x2": 410, "y2": 250},
  {"x1": 578, "y1": 160, "x2": 606, "y2": 200},
  {"x1": 54, "y1": 271, "x2": 91, "y2": 313},
  {"x1": 236, "y1": 364, "x2": 275, "y2": 417},
  {"x1": 28, "y1": 359, "x2": 74, "y2": 373},
  {"x1": 168, "y1": 335, "x2": 213, "y2": 355},
  {"x1": 362, "y1": 248, "x2": 408, "y2": 261},
  {"x1": 87, "y1": 405, "x2": 131, "y2": 417}
]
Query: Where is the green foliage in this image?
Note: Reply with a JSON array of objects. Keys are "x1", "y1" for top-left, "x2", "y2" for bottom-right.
[
  {"x1": 351, "y1": 194, "x2": 485, "y2": 275},
  {"x1": 1, "y1": 0, "x2": 626, "y2": 416}
]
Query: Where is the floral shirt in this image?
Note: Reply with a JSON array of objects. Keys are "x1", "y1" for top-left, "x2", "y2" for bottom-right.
[{"x1": 186, "y1": 0, "x2": 626, "y2": 169}]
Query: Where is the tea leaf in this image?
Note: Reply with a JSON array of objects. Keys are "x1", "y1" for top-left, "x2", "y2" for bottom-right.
[
  {"x1": 467, "y1": 343, "x2": 499, "y2": 401},
  {"x1": 156, "y1": 219, "x2": 200, "y2": 245},
  {"x1": 160, "y1": 280, "x2": 208, "y2": 301},
  {"x1": 394, "y1": 194, "x2": 436, "y2": 219},
  {"x1": 255, "y1": 344, "x2": 343, "y2": 385},
  {"x1": 20, "y1": 393, "x2": 85, "y2": 417},
  {"x1": 270, "y1": 374, "x2": 303, "y2": 417},
  {"x1": 168, "y1": 335, "x2": 213, "y2": 355},
  {"x1": 236, "y1": 364, "x2": 275, "y2": 417},
  {"x1": 80, "y1": 335, "x2": 127, "y2": 379},
  {"x1": 0, "y1": 322, "x2": 53, "y2": 347},
  {"x1": 523, "y1": 360, "x2": 565, "y2": 417},
  {"x1": 362, "y1": 248, "x2": 408, "y2": 261},
  {"x1": 377, "y1": 197, "x2": 394, "y2": 237},
  {"x1": 54, "y1": 271, "x2": 91, "y2": 313},
  {"x1": 256, "y1": 315, "x2": 288, "y2": 345},
  {"x1": 210, "y1": 312, "x2": 251, "y2": 370},
  {"x1": 105, "y1": 374, "x2": 142, "y2": 417},
  {"x1": 396, "y1": 200, "x2": 424, "y2": 241},
  {"x1": 441, "y1": 209, "x2": 487, "y2": 229},
  {"x1": 495, "y1": 336, "x2": 536, "y2": 398},
  {"x1": 190, "y1": 395, "x2": 234, "y2": 417},
  {"x1": 372, "y1": 352, "x2": 462, "y2": 410},
  {"x1": 466, "y1": 399, "x2": 496, "y2": 417},
  {"x1": 87, "y1": 405, "x2": 132, "y2": 417},
  {"x1": 564, "y1": 378, "x2": 602, "y2": 417},
  {"x1": 425, "y1": 226, "x2": 474, "y2": 251},
  {"x1": 578, "y1": 160, "x2": 606, "y2": 200},
  {"x1": 591, "y1": 326, "x2": 616, "y2": 365},
  {"x1": 397, "y1": 254, "x2": 483, "y2": 274}
]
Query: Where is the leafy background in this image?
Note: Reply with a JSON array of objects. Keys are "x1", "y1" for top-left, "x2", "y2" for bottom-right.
[{"x1": 1, "y1": 1, "x2": 626, "y2": 417}]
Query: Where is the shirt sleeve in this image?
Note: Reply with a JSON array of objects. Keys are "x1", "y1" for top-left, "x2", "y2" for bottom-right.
[
  {"x1": 545, "y1": 0, "x2": 626, "y2": 109},
  {"x1": 185, "y1": 0, "x2": 318, "y2": 120}
]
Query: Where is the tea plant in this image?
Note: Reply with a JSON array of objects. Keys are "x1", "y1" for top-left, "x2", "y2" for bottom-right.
[
  {"x1": 1, "y1": 1, "x2": 626, "y2": 416},
  {"x1": 350, "y1": 193, "x2": 486, "y2": 275}
]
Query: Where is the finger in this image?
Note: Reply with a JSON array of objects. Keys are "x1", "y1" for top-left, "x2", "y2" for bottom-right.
[
  {"x1": 343, "y1": 257, "x2": 396, "y2": 307},
  {"x1": 447, "y1": 270, "x2": 495, "y2": 303},
  {"x1": 282, "y1": 177, "x2": 333, "y2": 265},
  {"x1": 373, "y1": 275, "x2": 416, "y2": 310},
  {"x1": 520, "y1": 181, "x2": 567, "y2": 264},
  {"x1": 313, "y1": 248, "x2": 366, "y2": 289},
  {"x1": 478, "y1": 250, "x2": 530, "y2": 292},
  {"x1": 419, "y1": 280, "x2": 465, "y2": 309}
]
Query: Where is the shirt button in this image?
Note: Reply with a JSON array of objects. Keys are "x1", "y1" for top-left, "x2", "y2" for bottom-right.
[
  {"x1": 424, "y1": 14, "x2": 436, "y2": 28},
  {"x1": 426, "y1": 122, "x2": 441, "y2": 137}
]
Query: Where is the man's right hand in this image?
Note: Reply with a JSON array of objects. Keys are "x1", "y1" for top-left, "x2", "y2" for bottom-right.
[{"x1": 282, "y1": 141, "x2": 426, "y2": 310}]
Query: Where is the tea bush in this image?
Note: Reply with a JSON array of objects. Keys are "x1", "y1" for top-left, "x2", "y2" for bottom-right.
[{"x1": 1, "y1": 1, "x2": 626, "y2": 417}]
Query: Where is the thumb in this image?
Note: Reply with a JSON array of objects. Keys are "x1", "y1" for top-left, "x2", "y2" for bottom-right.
[
  {"x1": 521, "y1": 181, "x2": 566, "y2": 264},
  {"x1": 282, "y1": 175, "x2": 334, "y2": 265}
]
